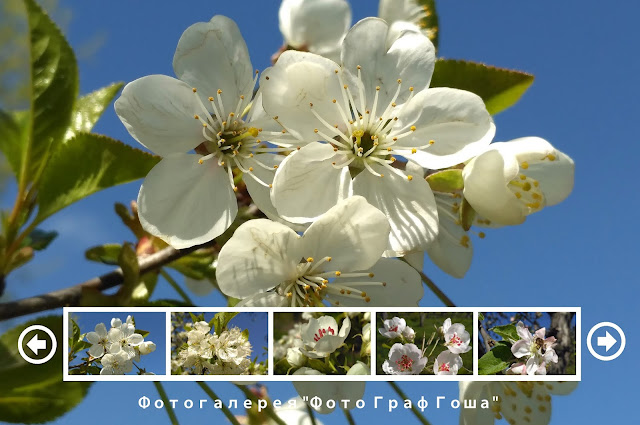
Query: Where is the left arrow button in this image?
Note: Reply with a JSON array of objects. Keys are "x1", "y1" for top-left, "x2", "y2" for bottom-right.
[{"x1": 26, "y1": 334, "x2": 47, "y2": 355}]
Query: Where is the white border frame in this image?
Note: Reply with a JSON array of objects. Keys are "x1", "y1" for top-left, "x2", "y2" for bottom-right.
[{"x1": 63, "y1": 306, "x2": 580, "y2": 382}]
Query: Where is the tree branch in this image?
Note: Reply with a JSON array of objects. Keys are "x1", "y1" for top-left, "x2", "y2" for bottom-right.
[{"x1": 0, "y1": 242, "x2": 212, "y2": 321}]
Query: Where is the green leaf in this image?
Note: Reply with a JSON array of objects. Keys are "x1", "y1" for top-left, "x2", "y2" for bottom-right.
[
  {"x1": 0, "y1": 316, "x2": 90, "y2": 423},
  {"x1": 66, "y1": 82, "x2": 124, "y2": 140},
  {"x1": 136, "y1": 329, "x2": 150, "y2": 338},
  {"x1": 85, "y1": 243, "x2": 122, "y2": 265},
  {"x1": 227, "y1": 297, "x2": 241, "y2": 307},
  {"x1": 22, "y1": 228, "x2": 58, "y2": 251},
  {"x1": 0, "y1": 110, "x2": 30, "y2": 179},
  {"x1": 426, "y1": 169, "x2": 464, "y2": 192},
  {"x1": 477, "y1": 342, "x2": 514, "y2": 375},
  {"x1": 491, "y1": 324, "x2": 520, "y2": 343},
  {"x1": 210, "y1": 312, "x2": 239, "y2": 334},
  {"x1": 241, "y1": 329, "x2": 249, "y2": 340},
  {"x1": 459, "y1": 197, "x2": 476, "y2": 231},
  {"x1": 70, "y1": 318, "x2": 80, "y2": 347},
  {"x1": 430, "y1": 59, "x2": 534, "y2": 115},
  {"x1": 189, "y1": 313, "x2": 199, "y2": 324},
  {"x1": 24, "y1": 0, "x2": 78, "y2": 181},
  {"x1": 478, "y1": 312, "x2": 485, "y2": 321},
  {"x1": 36, "y1": 132, "x2": 159, "y2": 221}
]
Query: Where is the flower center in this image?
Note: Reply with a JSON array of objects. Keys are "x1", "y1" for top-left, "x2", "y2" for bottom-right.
[
  {"x1": 507, "y1": 158, "x2": 555, "y2": 213},
  {"x1": 313, "y1": 326, "x2": 336, "y2": 342},
  {"x1": 189, "y1": 77, "x2": 291, "y2": 191},
  {"x1": 439, "y1": 362, "x2": 451, "y2": 372},
  {"x1": 395, "y1": 354, "x2": 414, "y2": 372},
  {"x1": 389, "y1": 326, "x2": 399, "y2": 333},
  {"x1": 448, "y1": 333, "x2": 463, "y2": 347},
  {"x1": 275, "y1": 256, "x2": 387, "y2": 307},
  {"x1": 307, "y1": 65, "x2": 435, "y2": 179}
]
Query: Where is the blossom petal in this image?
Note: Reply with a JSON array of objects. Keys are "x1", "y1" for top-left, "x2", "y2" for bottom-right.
[
  {"x1": 271, "y1": 143, "x2": 353, "y2": 224},
  {"x1": 243, "y1": 154, "x2": 307, "y2": 232},
  {"x1": 216, "y1": 219, "x2": 302, "y2": 298},
  {"x1": 396, "y1": 88, "x2": 495, "y2": 169},
  {"x1": 261, "y1": 51, "x2": 344, "y2": 142},
  {"x1": 426, "y1": 195, "x2": 473, "y2": 278},
  {"x1": 511, "y1": 340, "x2": 531, "y2": 358},
  {"x1": 128, "y1": 334, "x2": 144, "y2": 346},
  {"x1": 88, "y1": 344, "x2": 104, "y2": 358},
  {"x1": 463, "y1": 148, "x2": 525, "y2": 225},
  {"x1": 185, "y1": 277, "x2": 215, "y2": 297},
  {"x1": 85, "y1": 332, "x2": 101, "y2": 345},
  {"x1": 353, "y1": 163, "x2": 438, "y2": 256},
  {"x1": 138, "y1": 153, "x2": 237, "y2": 249},
  {"x1": 300, "y1": 196, "x2": 389, "y2": 272},
  {"x1": 279, "y1": 0, "x2": 351, "y2": 53},
  {"x1": 236, "y1": 292, "x2": 289, "y2": 307},
  {"x1": 516, "y1": 321, "x2": 532, "y2": 341},
  {"x1": 341, "y1": 18, "x2": 435, "y2": 107},
  {"x1": 329, "y1": 258, "x2": 423, "y2": 307},
  {"x1": 511, "y1": 138, "x2": 575, "y2": 206},
  {"x1": 114, "y1": 75, "x2": 203, "y2": 156},
  {"x1": 173, "y1": 16, "x2": 254, "y2": 114}
]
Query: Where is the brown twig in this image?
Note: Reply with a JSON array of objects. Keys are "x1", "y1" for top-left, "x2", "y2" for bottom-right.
[{"x1": 0, "y1": 241, "x2": 213, "y2": 321}]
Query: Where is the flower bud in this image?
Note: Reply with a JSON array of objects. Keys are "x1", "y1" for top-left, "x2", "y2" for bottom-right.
[
  {"x1": 139, "y1": 341, "x2": 156, "y2": 355},
  {"x1": 286, "y1": 347, "x2": 307, "y2": 368}
]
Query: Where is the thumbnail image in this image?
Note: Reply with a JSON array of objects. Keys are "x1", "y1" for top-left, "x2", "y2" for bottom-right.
[
  {"x1": 171, "y1": 312, "x2": 268, "y2": 375},
  {"x1": 68, "y1": 312, "x2": 163, "y2": 376},
  {"x1": 377, "y1": 312, "x2": 473, "y2": 375},
  {"x1": 478, "y1": 311, "x2": 577, "y2": 375},
  {"x1": 274, "y1": 312, "x2": 370, "y2": 375}
]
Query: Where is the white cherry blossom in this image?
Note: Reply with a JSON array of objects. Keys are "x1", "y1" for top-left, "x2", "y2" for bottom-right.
[
  {"x1": 382, "y1": 343, "x2": 427, "y2": 375},
  {"x1": 286, "y1": 347, "x2": 306, "y2": 368},
  {"x1": 510, "y1": 321, "x2": 558, "y2": 375},
  {"x1": 107, "y1": 324, "x2": 144, "y2": 359},
  {"x1": 459, "y1": 381, "x2": 578, "y2": 425},
  {"x1": 261, "y1": 18, "x2": 494, "y2": 255},
  {"x1": 402, "y1": 326, "x2": 416, "y2": 341},
  {"x1": 85, "y1": 323, "x2": 109, "y2": 358},
  {"x1": 277, "y1": 0, "x2": 351, "y2": 62},
  {"x1": 100, "y1": 351, "x2": 133, "y2": 375},
  {"x1": 299, "y1": 315, "x2": 350, "y2": 358},
  {"x1": 434, "y1": 350, "x2": 463, "y2": 375},
  {"x1": 463, "y1": 137, "x2": 574, "y2": 225},
  {"x1": 216, "y1": 196, "x2": 423, "y2": 307},
  {"x1": 442, "y1": 318, "x2": 471, "y2": 354},
  {"x1": 379, "y1": 317, "x2": 407, "y2": 339},
  {"x1": 115, "y1": 16, "x2": 285, "y2": 248}
]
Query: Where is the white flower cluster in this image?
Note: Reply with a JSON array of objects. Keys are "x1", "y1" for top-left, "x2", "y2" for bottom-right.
[
  {"x1": 507, "y1": 321, "x2": 558, "y2": 375},
  {"x1": 379, "y1": 316, "x2": 470, "y2": 375},
  {"x1": 115, "y1": 0, "x2": 575, "y2": 301},
  {"x1": 85, "y1": 316, "x2": 156, "y2": 375},
  {"x1": 175, "y1": 321, "x2": 253, "y2": 375}
]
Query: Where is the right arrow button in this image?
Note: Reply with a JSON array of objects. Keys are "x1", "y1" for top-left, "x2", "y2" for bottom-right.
[{"x1": 587, "y1": 322, "x2": 626, "y2": 361}]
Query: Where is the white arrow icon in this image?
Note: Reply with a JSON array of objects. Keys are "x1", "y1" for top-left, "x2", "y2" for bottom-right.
[
  {"x1": 26, "y1": 334, "x2": 47, "y2": 355},
  {"x1": 597, "y1": 331, "x2": 617, "y2": 352}
]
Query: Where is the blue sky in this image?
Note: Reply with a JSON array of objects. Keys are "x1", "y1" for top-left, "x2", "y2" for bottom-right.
[
  {"x1": 70, "y1": 311, "x2": 166, "y2": 375},
  {"x1": 1, "y1": 0, "x2": 638, "y2": 424}
]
